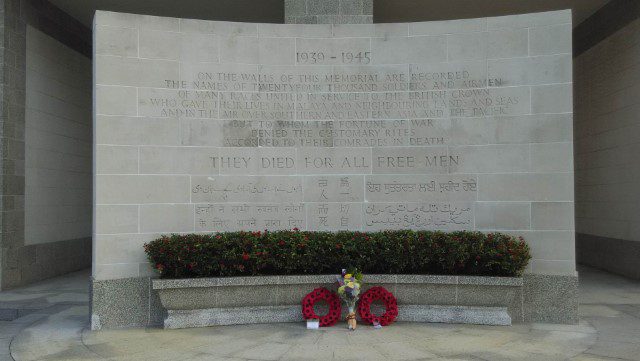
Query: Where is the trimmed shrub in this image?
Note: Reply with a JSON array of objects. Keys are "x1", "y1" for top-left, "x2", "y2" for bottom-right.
[{"x1": 144, "y1": 230, "x2": 531, "y2": 279}]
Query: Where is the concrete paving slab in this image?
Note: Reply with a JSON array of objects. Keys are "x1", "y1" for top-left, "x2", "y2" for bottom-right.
[{"x1": 1, "y1": 266, "x2": 640, "y2": 360}]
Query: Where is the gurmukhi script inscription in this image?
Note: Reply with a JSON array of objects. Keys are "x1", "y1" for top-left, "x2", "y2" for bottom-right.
[{"x1": 138, "y1": 49, "x2": 521, "y2": 231}]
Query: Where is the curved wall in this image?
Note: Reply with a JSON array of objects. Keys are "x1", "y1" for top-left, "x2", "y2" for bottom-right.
[
  {"x1": 92, "y1": 10, "x2": 575, "y2": 327},
  {"x1": 94, "y1": 10, "x2": 574, "y2": 280}
]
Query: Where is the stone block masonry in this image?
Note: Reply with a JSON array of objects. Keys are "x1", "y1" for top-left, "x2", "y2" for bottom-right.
[
  {"x1": 152, "y1": 274, "x2": 522, "y2": 328},
  {"x1": 25, "y1": 26, "x2": 92, "y2": 250},
  {"x1": 285, "y1": 0, "x2": 373, "y2": 24},
  {"x1": 92, "y1": 10, "x2": 577, "y2": 328},
  {"x1": 574, "y1": 12, "x2": 640, "y2": 279},
  {"x1": 0, "y1": 0, "x2": 92, "y2": 290}
]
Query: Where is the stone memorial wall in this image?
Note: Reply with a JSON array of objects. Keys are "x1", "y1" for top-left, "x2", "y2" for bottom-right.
[{"x1": 93, "y1": 10, "x2": 575, "y2": 327}]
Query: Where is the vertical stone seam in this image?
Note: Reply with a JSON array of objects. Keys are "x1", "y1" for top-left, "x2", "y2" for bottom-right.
[{"x1": 136, "y1": 27, "x2": 140, "y2": 58}]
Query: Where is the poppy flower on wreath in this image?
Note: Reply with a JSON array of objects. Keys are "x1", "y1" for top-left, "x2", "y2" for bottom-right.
[
  {"x1": 357, "y1": 286, "x2": 398, "y2": 326},
  {"x1": 301, "y1": 287, "x2": 341, "y2": 327}
]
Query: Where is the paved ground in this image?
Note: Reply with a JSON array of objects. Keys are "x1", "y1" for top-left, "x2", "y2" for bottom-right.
[
  {"x1": 1, "y1": 266, "x2": 639, "y2": 360},
  {"x1": 0, "y1": 271, "x2": 88, "y2": 361}
]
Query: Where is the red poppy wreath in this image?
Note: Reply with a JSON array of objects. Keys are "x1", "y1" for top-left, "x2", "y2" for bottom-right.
[
  {"x1": 357, "y1": 286, "x2": 398, "y2": 326},
  {"x1": 301, "y1": 287, "x2": 342, "y2": 327}
]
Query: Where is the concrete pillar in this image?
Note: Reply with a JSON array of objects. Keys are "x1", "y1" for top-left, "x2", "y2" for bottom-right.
[{"x1": 285, "y1": 0, "x2": 372, "y2": 24}]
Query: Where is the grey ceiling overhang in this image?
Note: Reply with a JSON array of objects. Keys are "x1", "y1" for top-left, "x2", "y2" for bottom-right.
[{"x1": 48, "y1": 0, "x2": 608, "y2": 28}]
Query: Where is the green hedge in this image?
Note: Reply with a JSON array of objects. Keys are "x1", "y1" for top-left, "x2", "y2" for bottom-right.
[{"x1": 144, "y1": 230, "x2": 531, "y2": 279}]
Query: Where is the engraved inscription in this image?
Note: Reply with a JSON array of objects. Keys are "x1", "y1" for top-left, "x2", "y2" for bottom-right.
[
  {"x1": 307, "y1": 203, "x2": 363, "y2": 230},
  {"x1": 304, "y1": 176, "x2": 365, "y2": 202},
  {"x1": 365, "y1": 175, "x2": 477, "y2": 202},
  {"x1": 159, "y1": 64, "x2": 516, "y2": 127},
  {"x1": 195, "y1": 203, "x2": 305, "y2": 232},
  {"x1": 105, "y1": 29, "x2": 542, "y2": 234},
  {"x1": 191, "y1": 176, "x2": 303, "y2": 203},
  {"x1": 364, "y1": 202, "x2": 474, "y2": 231}
]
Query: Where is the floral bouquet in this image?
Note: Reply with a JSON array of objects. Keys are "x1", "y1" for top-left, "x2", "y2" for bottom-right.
[{"x1": 337, "y1": 268, "x2": 363, "y2": 330}]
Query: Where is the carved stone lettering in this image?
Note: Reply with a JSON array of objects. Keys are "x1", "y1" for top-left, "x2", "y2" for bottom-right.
[
  {"x1": 95, "y1": 14, "x2": 572, "y2": 241},
  {"x1": 191, "y1": 176, "x2": 303, "y2": 203},
  {"x1": 195, "y1": 203, "x2": 305, "y2": 231},
  {"x1": 364, "y1": 202, "x2": 474, "y2": 231}
]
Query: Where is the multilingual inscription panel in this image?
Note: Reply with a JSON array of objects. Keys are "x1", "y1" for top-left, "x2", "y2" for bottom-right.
[
  {"x1": 161, "y1": 61, "x2": 504, "y2": 231},
  {"x1": 95, "y1": 10, "x2": 575, "y2": 276}
]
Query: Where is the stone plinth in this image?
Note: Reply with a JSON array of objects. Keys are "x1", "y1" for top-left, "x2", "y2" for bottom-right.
[{"x1": 153, "y1": 274, "x2": 522, "y2": 328}]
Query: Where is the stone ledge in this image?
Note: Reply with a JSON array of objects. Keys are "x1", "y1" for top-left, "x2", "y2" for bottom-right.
[
  {"x1": 398, "y1": 305, "x2": 511, "y2": 326},
  {"x1": 152, "y1": 274, "x2": 523, "y2": 289},
  {"x1": 458, "y1": 276, "x2": 523, "y2": 286},
  {"x1": 153, "y1": 274, "x2": 523, "y2": 328},
  {"x1": 164, "y1": 304, "x2": 511, "y2": 329},
  {"x1": 166, "y1": 305, "x2": 300, "y2": 328}
]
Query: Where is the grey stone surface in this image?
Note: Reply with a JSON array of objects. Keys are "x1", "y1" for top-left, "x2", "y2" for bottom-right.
[
  {"x1": 0, "y1": 270, "x2": 90, "y2": 358},
  {"x1": 394, "y1": 284, "x2": 456, "y2": 306},
  {"x1": 307, "y1": 0, "x2": 339, "y2": 15},
  {"x1": 285, "y1": 0, "x2": 372, "y2": 24},
  {"x1": 457, "y1": 285, "x2": 517, "y2": 307},
  {"x1": 339, "y1": 0, "x2": 363, "y2": 15},
  {"x1": 153, "y1": 274, "x2": 521, "y2": 290},
  {"x1": 395, "y1": 274, "x2": 456, "y2": 284},
  {"x1": 318, "y1": 15, "x2": 373, "y2": 24},
  {"x1": 574, "y1": 15, "x2": 640, "y2": 281},
  {"x1": 397, "y1": 305, "x2": 511, "y2": 325},
  {"x1": 90, "y1": 277, "x2": 151, "y2": 329},
  {"x1": 25, "y1": 25, "x2": 92, "y2": 248},
  {"x1": 3, "y1": 238, "x2": 91, "y2": 290},
  {"x1": 148, "y1": 287, "x2": 166, "y2": 326},
  {"x1": 523, "y1": 273, "x2": 579, "y2": 324},
  {"x1": 154, "y1": 274, "x2": 525, "y2": 328},
  {"x1": 165, "y1": 304, "x2": 512, "y2": 329},
  {"x1": 531, "y1": 202, "x2": 575, "y2": 230},
  {"x1": 165, "y1": 305, "x2": 302, "y2": 329},
  {"x1": 362, "y1": 0, "x2": 373, "y2": 15},
  {"x1": 532, "y1": 83, "x2": 573, "y2": 114},
  {"x1": 284, "y1": 0, "x2": 306, "y2": 16},
  {"x1": 153, "y1": 275, "x2": 333, "y2": 289},
  {"x1": 0, "y1": 0, "x2": 91, "y2": 290},
  {"x1": 94, "y1": 10, "x2": 576, "y2": 328},
  {"x1": 0, "y1": 309, "x2": 20, "y2": 321},
  {"x1": 458, "y1": 275, "x2": 523, "y2": 286},
  {"x1": 474, "y1": 202, "x2": 531, "y2": 230}
]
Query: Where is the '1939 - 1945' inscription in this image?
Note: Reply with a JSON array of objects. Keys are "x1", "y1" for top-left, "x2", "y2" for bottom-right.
[{"x1": 139, "y1": 48, "x2": 524, "y2": 232}]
